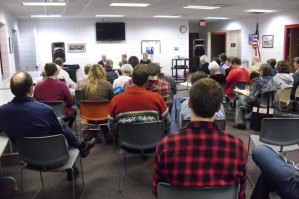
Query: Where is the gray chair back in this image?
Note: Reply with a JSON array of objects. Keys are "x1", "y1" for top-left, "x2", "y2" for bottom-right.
[
  {"x1": 118, "y1": 121, "x2": 164, "y2": 152},
  {"x1": 75, "y1": 90, "x2": 82, "y2": 107},
  {"x1": 42, "y1": 101, "x2": 66, "y2": 119},
  {"x1": 260, "y1": 118, "x2": 299, "y2": 151},
  {"x1": 157, "y1": 182, "x2": 239, "y2": 199},
  {"x1": 16, "y1": 135, "x2": 69, "y2": 169}
]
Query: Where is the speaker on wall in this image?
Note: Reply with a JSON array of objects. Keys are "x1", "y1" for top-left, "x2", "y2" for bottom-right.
[
  {"x1": 193, "y1": 39, "x2": 205, "y2": 58},
  {"x1": 52, "y1": 42, "x2": 65, "y2": 62}
]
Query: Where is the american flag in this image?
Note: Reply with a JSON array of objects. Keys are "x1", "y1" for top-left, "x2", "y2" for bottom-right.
[{"x1": 252, "y1": 22, "x2": 261, "y2": 62}]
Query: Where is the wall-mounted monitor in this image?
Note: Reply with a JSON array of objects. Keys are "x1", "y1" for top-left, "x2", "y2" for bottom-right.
[{"x1": 96, "y1": 22, "x2": 125, "y2": 41}]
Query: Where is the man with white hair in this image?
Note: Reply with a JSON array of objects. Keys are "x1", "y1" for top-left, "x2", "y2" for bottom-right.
[{"x1": 98, "y1": 54, "x2": 107, "y2": 66}]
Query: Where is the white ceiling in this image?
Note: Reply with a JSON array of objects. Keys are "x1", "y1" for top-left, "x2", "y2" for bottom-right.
[{"x1": 0, "y1": 0, "x2": 298, "y2": 21}]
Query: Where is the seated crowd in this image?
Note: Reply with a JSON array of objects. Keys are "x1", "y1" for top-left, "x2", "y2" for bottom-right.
[{"x1": 0, "y1": 52, "x2": 299, "y2": 199}]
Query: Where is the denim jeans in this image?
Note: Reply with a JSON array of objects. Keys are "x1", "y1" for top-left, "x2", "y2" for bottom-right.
[{"x1": 250, "y1": 145, "x2": 299, "y2": 199}]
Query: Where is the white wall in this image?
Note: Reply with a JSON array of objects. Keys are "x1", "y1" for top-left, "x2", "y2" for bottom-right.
[
  {"x1": 191, "y1": 9, "x2": 299, "y2": 63},
  {"x1": 0, "y1": 7, "x2": 19, "y2": 79},
  {"x1": 18, "y1": 18, "x2": 189, "y2": 76}
]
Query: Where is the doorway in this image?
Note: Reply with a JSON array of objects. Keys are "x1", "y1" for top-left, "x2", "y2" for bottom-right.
[
  {"x1": 211, "y1": 32, "x2": 226, "y2": 59},
  {"x1": 284, "y1": 24, "x2": 299, "y2": 72},
  {"x1": 12, "y1": 29, "x2": 20, "y2": 71}
]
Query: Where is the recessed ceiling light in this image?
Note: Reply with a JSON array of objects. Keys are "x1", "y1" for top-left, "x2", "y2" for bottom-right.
[
  {"x1": 204, "y1": 17, "x2": 228, "y2": 20},
  {"x1": 245, "y1": 9, "x2": 277, "y2": 13},
  {"x1": 95, "y1": 15, "x2": 125, "y2": 18},
  {"x1": 22, "y1": 2, "x2": 66, "y2": 6},
  {"x1": 183, "y1": 5, "x2": 220, "y2": 10},
  {"x1": 30, "y1": 14, "x2": 62, "y2": 18},
  {"x1": 153, "y1": 15, "x2": 182, "y2": 18},
  {"x1": 109, "y1": 3, "x2": 150, "y2": 7}
]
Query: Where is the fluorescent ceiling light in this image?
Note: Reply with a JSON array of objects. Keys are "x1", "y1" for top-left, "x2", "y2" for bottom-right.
[
  {"x1": 153, "y1": 15, "x2": 182, "y2": 18},
  {"x1": 22, "y1": 2, "x2": 66, "y2": 6},
  {"x1": 95, "y1": 15, "x2": 124, "y2": 18},
  {"x1": 184, "y1": 5, "x2": 220, "y2": 10},
  {"x1": 204, "y1": 17, "x2": 228, "y2": 20},
  {"x1": 245, "y1": 9, "x2": 277, "y2": 13},
  {"x1": 30, "y1": 14, "x2": 62, "y2": 18},
  {"x1": 109, "y1": 3, "x2": 150, "y2": 7}
]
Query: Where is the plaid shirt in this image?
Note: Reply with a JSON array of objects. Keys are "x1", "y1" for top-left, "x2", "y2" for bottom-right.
[
  {"x1": 124, "y1": 79, "x2": 171, "y2": 101},
  {"x1": 153, "y1": 121, "x2": 247, "y2": 199}
]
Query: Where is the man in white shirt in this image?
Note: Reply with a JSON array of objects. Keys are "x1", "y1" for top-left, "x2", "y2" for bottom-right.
[{"x1": 55, "y1": 57, "x2": 77, "y2": 89}]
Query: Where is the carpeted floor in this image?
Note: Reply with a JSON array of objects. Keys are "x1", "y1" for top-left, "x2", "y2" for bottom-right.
[{"x1": 1, "y1": 86, "x2": 299, "y2": 199}]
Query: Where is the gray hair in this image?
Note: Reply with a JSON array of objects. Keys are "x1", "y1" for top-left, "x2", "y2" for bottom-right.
[
  {"x1": 208, "y1": 61, "x2": 220, "y2": 73},
  {"x1": 120, "y1": 64, "x2": 133, "y2": 76},
  {"x1": 200, "y1": 55, "x2": 208, "y2": 63}
]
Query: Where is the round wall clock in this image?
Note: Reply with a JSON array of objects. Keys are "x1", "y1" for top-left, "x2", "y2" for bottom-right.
[{"x1": 180, "y1": 25, "x2": 187, "y2": 33}]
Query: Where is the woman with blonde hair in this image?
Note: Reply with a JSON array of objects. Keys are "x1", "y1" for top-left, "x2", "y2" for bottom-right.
[{"x1": 82, "y1": 64, "x2": 114, "y2": 101}]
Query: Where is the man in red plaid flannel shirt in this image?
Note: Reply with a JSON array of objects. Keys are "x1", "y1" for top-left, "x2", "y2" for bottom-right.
[
  {"x1": 124, "y1": 63, "x2": 170, "y2": 101},
  {"x1": 153, "y1": 78, "x2": 247, "y2": 199}
]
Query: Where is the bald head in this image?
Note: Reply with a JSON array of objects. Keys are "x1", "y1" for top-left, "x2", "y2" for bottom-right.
[{"x1": 10, "y1": 72, "x2": 33, "y2": 98}]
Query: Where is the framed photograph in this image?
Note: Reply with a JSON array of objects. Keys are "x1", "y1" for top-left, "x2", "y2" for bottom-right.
[
  {"x1": 262, "y1": 35, "x2": 274, "y2": 48},
  {"x1": 9, "y1": 37, "x2": 13, "y2": 54},
  {"x1": 141, "y1": 40, "x2": 161, "y2": 54},
  {"x1": 248, "y1": 34, "x2": 255, "y2": 45},
  {"x1": 67, "y1": 43, "x2": 86, "y2": 53}
]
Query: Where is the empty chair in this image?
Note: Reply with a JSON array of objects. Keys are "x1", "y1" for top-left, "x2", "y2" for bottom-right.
[
  {"x1": 276, "y1": 87, "x2": 292, "y2": 114},
  {"x1": 118, "y1": 121, "x2": 164, "y2": 192},
  {"x1": 16, "y1": 134, "x2": 84, "y2": 199},
  {"x1": 42, "y1": 101, "x2": 66, "y2": 119},
  {"x1": 157, "y1": 182, "x2": 239, "y2": 199},
  {"x1": 79, "y1": 100, "x2": 110, "y2": 141},
  {"x1": 248, "y1": 118, "x2": 299, "y2": 158}
]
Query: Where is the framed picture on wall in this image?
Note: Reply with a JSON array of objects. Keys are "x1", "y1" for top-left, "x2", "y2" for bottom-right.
[
  {"x1": 67, "y1": 43, "x2": 86, "y2": 53},
  {"x1": 248, "y1": 34, "x2": 255, "y2": 45},
  {"x1": 141, "y1": 40, "x2": 161, "y2": 54},
  {"x1": 262, "y1": 35, "x2": 274, "y2": 48}
]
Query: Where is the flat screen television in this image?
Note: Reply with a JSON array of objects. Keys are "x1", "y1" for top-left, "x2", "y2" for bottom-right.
[{"x1": 96, "y1": 22, "x2": 125, "y2": 41}]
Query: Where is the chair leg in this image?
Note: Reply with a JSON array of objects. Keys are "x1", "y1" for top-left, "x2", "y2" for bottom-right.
[
  {"x1": 119, "y1": 153, "x2": 126, "y2": 192},
  {"x1": 79, "y1": 156, "x2": 85, "y2": 199},
  {"x1": 71, "y1": 168, "x2": 75, "y2": 199},
  {"x1": 39, "y1": 172, "x2": 44, "y2": 188},
  {"x1": 20, "y1": 168, "x2": 23, "y2": 192}
]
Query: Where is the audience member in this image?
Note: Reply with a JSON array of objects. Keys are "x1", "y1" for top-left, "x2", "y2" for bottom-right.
[
  {"x1": 98, "y1": 54, "x2": 107, "y2": 66},
  {"x1": 119, "y1": 54, "x2": 128, "y2": 67},
  {"x1": 248, "y1": 56, "x2": 261, "y2": 74},
  {"x1": 82, "y1": 64, "x2": 113, "y2": 101},
  {"x1": 109, "y1": 64, "x2": 170, "y2": 136},
  {"x1": 273, "y1": 60, "x2": 294, "y2": 104},
  {"x1": 140, "y1": 52, "x2": 151, "y2": 64},
  {"x1": 158, "y1": 70, "x2": 177, "y2": 96},
  {"x1": 34, "y1": 63, "x2": 76, "y2": 128},
  {"x1": 225, "y1": 56, "x2": 234, "y2": 77},
  {"x1": 250, "y1": 145, "x2": 299, "y2": 199},
  {"x1": 128, "y1": 56, "x2": 139, "y2": 68},
  {"x1": 178, "y1": 71, "x2": 225, "y2": 129},
  {"x1": 55, "y1": 57, "x2": 77, "y2": 89},
  {"x1": 234, "y1": 64, "x2": 277, "y2": 130},
  {"x1": 113, "y1": 64, "x2": 133, "y2": 94},
  {"x1": 291, "y1": 57, "x2": 299, "y2": 99},
  {"x1": 153, "y1": 78, "x2": 247, "y2": 199},
  {"x1": 219, "y1": 53, "x2": 227, "y2": 76},
  {"x1": 209, "y1": 61, "x2": 226, "y2": 85},
  {"x1": 226, "y1": 57, "x2": 250, "y2": 99},
  {"x1": 124, "y1": 63, "x2": 171, "y2": 101},
  {"x1": 267, "y1": 58, "x2": 278, "y2": 76},
  {"x1": 77, "y1": 64, "x2": 91, "y2": 90},
  {"x1": 0, "y1": 72, "x2": 95, "y2": 159},
  {"x1": 198, "y1": 55, "x2": 210, "y2": 75},
  {"x1": 104, "y1": 59, "x2": 118, "y2": 84}
]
